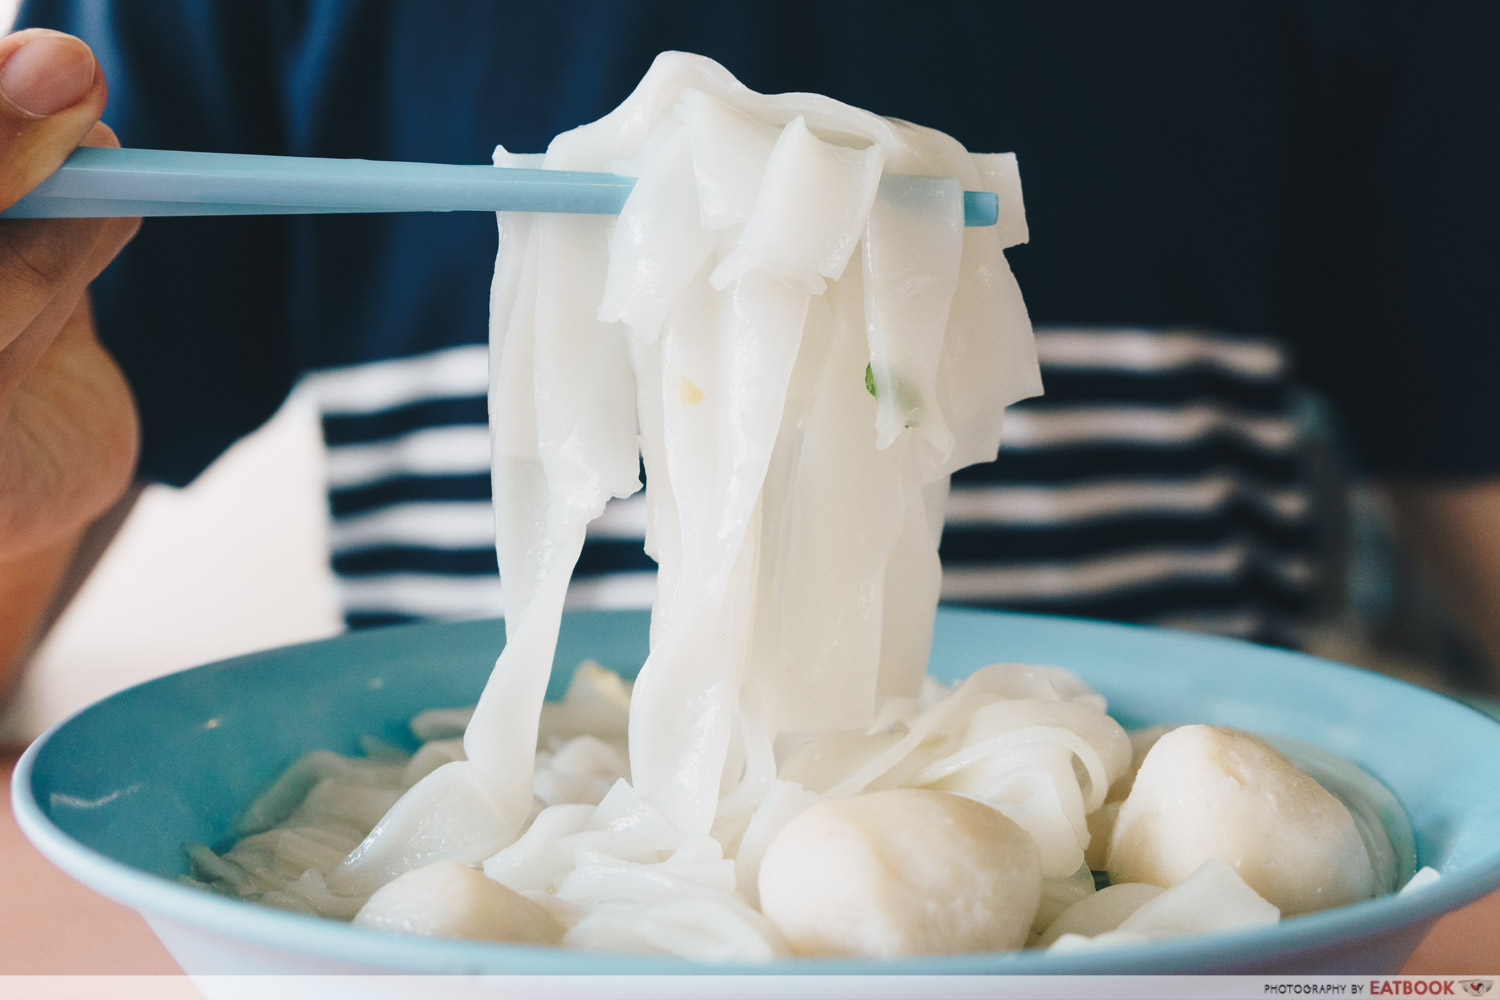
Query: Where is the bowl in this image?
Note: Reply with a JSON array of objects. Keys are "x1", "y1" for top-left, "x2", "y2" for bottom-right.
[{"x1": 13, "y1": 608, "x2": 1500, "y2": 981}]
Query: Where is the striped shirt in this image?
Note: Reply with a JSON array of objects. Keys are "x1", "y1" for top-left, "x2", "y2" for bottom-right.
[{"x1": 304, "y1": 326, "x2": 1317, "y2": 645}]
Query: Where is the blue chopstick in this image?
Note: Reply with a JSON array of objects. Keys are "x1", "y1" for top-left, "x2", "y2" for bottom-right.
[{"x1": 0, "y1": 147, "x2": 1001, "y2": 226}]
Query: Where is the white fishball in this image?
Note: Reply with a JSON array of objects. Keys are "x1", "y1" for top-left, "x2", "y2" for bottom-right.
[
  {"x1": 756, "y1": 788, "x2": 1041, "y2": 957},
  {"x1": 354, "y1": 861, "x2": 564, "y2": 944},
  {"x1": 1107, "y1": 725, "x2": 1378, "y2": 916}
]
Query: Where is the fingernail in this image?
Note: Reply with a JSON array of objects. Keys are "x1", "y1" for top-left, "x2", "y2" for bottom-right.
[{"x1": 0, "y1": 34, "x2": 96, "y2": 118}]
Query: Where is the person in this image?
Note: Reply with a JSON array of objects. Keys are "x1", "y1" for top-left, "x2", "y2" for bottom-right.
[{"x1": 1, "y1": 1, "x2": 1498, "y2": 701}]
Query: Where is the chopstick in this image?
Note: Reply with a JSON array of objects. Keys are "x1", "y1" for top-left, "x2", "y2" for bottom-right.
[{"x1": 0, "y1": 147, "x2": 1001, "y2": 226}]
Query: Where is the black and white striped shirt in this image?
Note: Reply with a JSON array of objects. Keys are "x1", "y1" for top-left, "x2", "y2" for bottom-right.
[{"x1": 305, "y1": 326, "x2": 1317, "y2": 645}]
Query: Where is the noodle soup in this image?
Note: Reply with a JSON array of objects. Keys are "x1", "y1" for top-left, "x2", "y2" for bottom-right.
[{"x1": 185, "y1": 53, "x2": 1429, "y2": 959}]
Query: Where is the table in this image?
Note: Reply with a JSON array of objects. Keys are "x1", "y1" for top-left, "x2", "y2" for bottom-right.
[{"x1": 4, "y1": 746, "x2": 1496, "y2": 975}]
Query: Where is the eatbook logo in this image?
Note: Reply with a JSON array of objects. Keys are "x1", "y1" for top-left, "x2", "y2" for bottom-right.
[{"x1": 1463, "y1": 983, "x2": 1493, "y2": 997}]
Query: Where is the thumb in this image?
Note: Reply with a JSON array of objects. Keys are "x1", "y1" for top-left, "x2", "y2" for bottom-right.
[{"x1": 0, "y1": 29, "x2": 108, "y2": 210}]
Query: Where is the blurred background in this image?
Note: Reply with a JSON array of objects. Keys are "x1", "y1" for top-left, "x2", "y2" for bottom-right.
[{"x1": 0, "y1": 0, "x2": 1487, "y2": 741}]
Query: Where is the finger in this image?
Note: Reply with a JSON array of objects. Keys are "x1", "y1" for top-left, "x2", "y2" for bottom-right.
[
  {"x1": 0, "y1": 29, "x2": 108, "y2": 208},
  {"x1": 0, "y1": 181, "x2": 132, "y2": 407},
  {"x1": 82, "y1": 119, "x2": 121, "y2": 150},
  {"x1": 0, "y1": 215, "x2": 111, "y2": 354},
  {"x1": 0, "y1": 123, "x2": 132, "y2": 354},
  {"x1": 0, "y1": 120, "x2": 137, "y2": 409},
  {"x1": 80, "y1": 120, "x2": 141, "y2": 245},
  {"x1": 0, "y1": 212, "x2": 134, "y2": 409},
  {"x1": 0, "y1": 292, "x2": 139, "y2": 550},
  {"x1": 0, "y1": 30, "x2": 115, "y2": 356},
  {"x1": 1, "y1": 118, "x2": 137, "y2": 328},
  {"x1": 33, "y1": 123, "x2": 139, "y2": 313}
]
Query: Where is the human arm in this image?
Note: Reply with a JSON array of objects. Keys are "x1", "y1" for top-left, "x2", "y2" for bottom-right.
[
  {"x1": 0, "y1": 28, "x2": 141, "y2": 695},
  {"x1": 1385, "y1": 481, "x2": 1500, "y2": 694}
]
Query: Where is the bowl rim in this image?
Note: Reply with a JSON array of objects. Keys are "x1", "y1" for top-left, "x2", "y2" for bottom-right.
[{"x1": 13, "y1": 610, "x2": 1500, "y2": 974}]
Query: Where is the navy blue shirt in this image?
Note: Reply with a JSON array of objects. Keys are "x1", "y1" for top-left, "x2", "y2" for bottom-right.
[{"x1": 18, "y1": 0, "x2": 1500, "y2": 639}]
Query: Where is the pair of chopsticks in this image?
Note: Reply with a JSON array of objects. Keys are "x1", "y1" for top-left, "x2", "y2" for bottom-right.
[{"x1": 0, "y1": 147, "x2": 1001, "y2": 226}]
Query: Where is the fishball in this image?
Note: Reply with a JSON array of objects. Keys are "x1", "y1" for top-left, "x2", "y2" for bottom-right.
[
  {"x1": 354, "y1": 860, "x2": 563, "y2": 944},
  {"x1": 1107, "y1": 725, "x2": 1377, "y2": 915},
  {"x1": 757, "y1": 788, "x2": 1041, "y2": 957}
]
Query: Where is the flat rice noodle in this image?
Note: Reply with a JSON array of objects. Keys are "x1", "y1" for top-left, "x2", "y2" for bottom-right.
[
  {"x1": 710, "y1": 669, "x2": 780, "y2": 829},
  {"x1": 630, "y1": 334, "x2": 677, "y2": 600},
  {"x1": 626, "y1": 536, "x2": 756, "y2": 835},
  {"x1": 730, "y1": 779, "x2": 821, "y2": 906},
  {"x1": 974, "y1": 153, "x2": 1028, "y2": 249},
  {"x1": 1084, "y1": 801, "x2": 1121, "y2": 871},
  {"x1": 928, "y1": 749, "x2": 1090, "y2": 877},
  {"x1": 557, "y1": 836, "x2": 736, "y2": 906},
  {"x1": 1113, "y1": 857, "x2": 1280, "y2": 936},
  {"x1": 710, "y1": 116, "x2": 883, "y2": 294},
  {"x1": 272, "y1": 52, "x2": 1048, "y2": 946},
  {"x1": 1033, "y1": 863, "x2": 1101, "y2": 940},
  {"x1": 409, "y1": 708, "x2": 474, "y2": 743},
  {"x1": 484, "y1": 781, "x2": 682, "y2": 894},
  {"x1": 402, "y1": 739, "x2": 465, "y2": 787},
  {"x1": 914, "y1": 698, "x2": 1132, "y2": 811},
  {"x1": 278, "y1": 870, "x2": 365, "y2": 921},
  {"x1": 270, "y1": 827, "x2": 364, "y2": 877},
  {"x1": 536, "y1": 662, "x2": 633, "y2": 748},
  {"x1": 562, "y1": 895, "x2": 788, "y2": 961},
  {"x1": 344, "y1": 139, "x2": 647, "y2": 882},
  {"x1": 187, "y1": 843, "x2": 260, "y2": 899},
  {"x1": 507, "y1": 52, "x2": 1034, "y2": 843},
  {"x1": 289, "y1": 779, "x2": 403, "y2": 837},
  {"x1": 1048, "y1": 859, "x2": 1279, "y2": 952},
  {"x1": 628, "y1": 269, "x2": 808, "y2": 832},
  {"x1": 598, "y1": 125, "x2": 717, "y2": 341},
  {"x1": 874, "y1": 476, "x2": 947, "y2": 704},
  {"x1": 357, "y1": 735, "x2": 409, "y2": 761},
  {"x1": 935, "y1": 161, "x2": 1041, "y2": 476},
  {"x1": 532, "y1": 210, "x2": 640, "y2": 506},
  {"x1": 471, "y1": 144, "x2": 639, "y2": 802},
  {"x1": 482, "y1": 802, "x2": 597, "y2": 893},
  {"x1": 820, "y1": 663, "x2": 1101, "y2": 798},
  {"x1": 766, "y1": 263, "x2": 903, "y2": 732},
  {"x1": 1036, "y1": 881, "x2": 1163, "y2": 948},
  {"x1": 256, "y1": 889, "x2": 317, "y2": 916},
  {"x1": 1401, "y1": 867, "x2": 1441, "y2": 894},
  {"x1": 325, "y1": 761, "x2": 515, "y2": 898},
  {"x1": 679, "y1": 88, "x2": 780, "y2": 230},
  {"x1": 532, "y1": 735, "x2": 629, "y2": 808},
  {"x1": 862, "y1": 174, "x2": 963, "y2": 453},
  {"x1": 236, "y1": 750, "x2": 404, "y2": 837},
  {"x1": 777, "y1": 731, "x2": 908, "y2": 796}
]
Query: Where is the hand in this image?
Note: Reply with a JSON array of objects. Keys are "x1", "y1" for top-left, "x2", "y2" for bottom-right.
[
  {"x1": 0, "y1": 29, "x2": 140, "y2": 562},
  {"x1": 1387, "y1": 482, "x2": 1500, "y2": 695}
]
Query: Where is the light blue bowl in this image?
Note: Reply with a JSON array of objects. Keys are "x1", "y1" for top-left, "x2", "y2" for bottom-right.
[{"x1": 13, "y1": 608, "x2": 1500, "y2": 976}]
